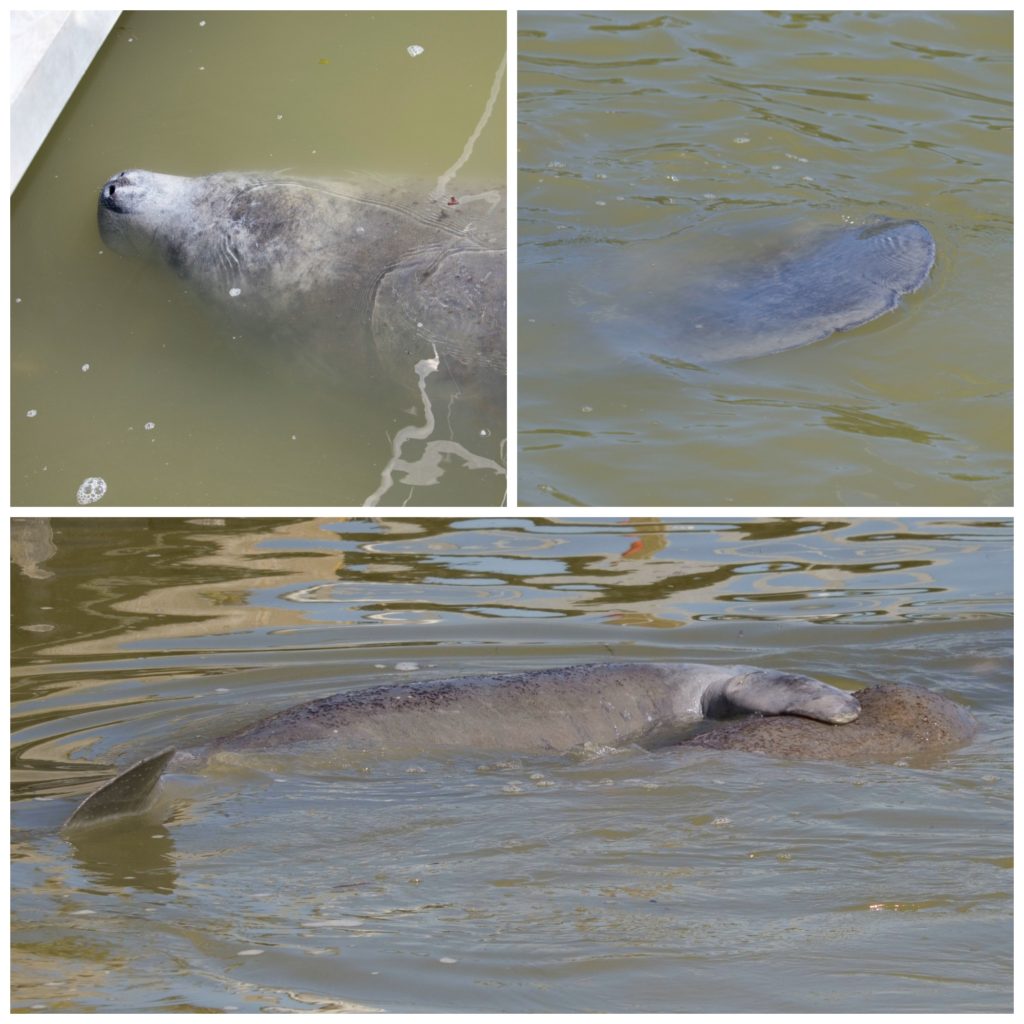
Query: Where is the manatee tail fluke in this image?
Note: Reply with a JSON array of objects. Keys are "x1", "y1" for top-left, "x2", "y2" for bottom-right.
[{"x1": 64, "y1": 748, "x2": 176, "y2": 829}]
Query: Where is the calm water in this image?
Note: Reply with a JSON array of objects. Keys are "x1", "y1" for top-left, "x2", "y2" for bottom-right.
[
  {"x1": 11, "y1": 517, "x2": 1012, "y2": 1012},
  {"x1": 11, "y1": 11, "x2": 506, "y2": 507},
  {"x1": 518, "y1": 11, "x2": 1012, "y2": 506}
]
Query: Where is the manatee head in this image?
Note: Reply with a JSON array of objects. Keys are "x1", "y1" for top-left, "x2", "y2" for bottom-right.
[
  {"x1": 98, "y1": 170, "x2": 302, "y2": 291},
  {"x1": 100, "y1": 169, "x2": 203, "y2": 265},
  {"x1": 96, "y1": 169, "x2": 377, "y2": 351}
]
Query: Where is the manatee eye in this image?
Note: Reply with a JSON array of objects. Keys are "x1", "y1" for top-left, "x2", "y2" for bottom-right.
[{"x1": 107, "y1": 184, "x2": 115, "y2": 197}]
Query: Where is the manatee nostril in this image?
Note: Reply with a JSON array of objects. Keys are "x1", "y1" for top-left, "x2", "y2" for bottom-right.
[{"x1": 100, "y1": 176, "x2": 127, "y2": 214}]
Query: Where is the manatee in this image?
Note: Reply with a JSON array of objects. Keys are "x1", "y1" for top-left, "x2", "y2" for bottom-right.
[
  {"x1": 682, "y1": 683, "x2": 977, "y2": 761},
  {"x1": 97, "y1": 169, "x2": 506, "y2": 396},
  {"x1": 582, "y1": 216, "x2": 935, "y2": 363},
  {"x1": 64, "y1": 662, "x2": 857, "y2": 827}
]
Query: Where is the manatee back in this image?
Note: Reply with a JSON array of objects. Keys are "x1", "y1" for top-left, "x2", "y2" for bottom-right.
[{"x1": 673, "y1": 218, "x2": 936, "y2": 361}]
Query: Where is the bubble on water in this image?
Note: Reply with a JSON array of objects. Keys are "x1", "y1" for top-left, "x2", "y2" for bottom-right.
[
  {"x1": 733, "y1": 136, "x2": 750, "y2": 144},
  {"x1": 76, "y1": 477, "x2": 107, "y2": 505},
  {"x1": 395, "y1": 662, "x2": 419, "y2": 672},
  {"x1": 229, "y1": 287, "x2": 241, "y2": 297},
  {"x1": 82, "y1": 363, "x2": 90, "y2": 372},
  {"x1": 407, "y1": 44, "x2": 424, "y2": 58},
  {"x1": 236, "y1": 949, "x2": 263, "y2": 957},
  {"x1": 26, "y1": 409, "x2": 37, "y2": 418},
  {"x1": 144, "y1": 421, "x2": 155, "y2": 431}
]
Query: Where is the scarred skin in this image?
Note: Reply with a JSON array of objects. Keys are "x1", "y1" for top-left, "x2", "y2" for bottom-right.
[
  {"x1": 96, "y1": 169, "x2": 506, "y2": 394},
  {"x1": 682, "y1": 683, "x2": 977, "y2": 760}
]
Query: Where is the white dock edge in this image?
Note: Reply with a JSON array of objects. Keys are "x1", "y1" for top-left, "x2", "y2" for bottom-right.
[{"x1": 10, "y1": 9, "x2": 121, "y2": 192}]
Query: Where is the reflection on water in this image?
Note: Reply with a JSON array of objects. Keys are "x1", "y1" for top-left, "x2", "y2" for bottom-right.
[
  {"x1": 11, "y1": 517, "x2": 1010, "y2": 663},
  {"x1": 11, "y1": 518, "x2": 1012, "y2": 1012}
]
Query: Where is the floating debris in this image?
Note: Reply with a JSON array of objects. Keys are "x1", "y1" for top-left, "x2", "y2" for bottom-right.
[{"x1": 76, "y1": 477, "x2": 107, "y2": 505}]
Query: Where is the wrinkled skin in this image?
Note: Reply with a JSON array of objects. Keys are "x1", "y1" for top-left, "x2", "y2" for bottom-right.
[
  {"x1": 683, "y1": 683, "x2": 977, "y2": 761},
  {"x1": 97, "y1": 169, "x2": 506, "y2": 397}
]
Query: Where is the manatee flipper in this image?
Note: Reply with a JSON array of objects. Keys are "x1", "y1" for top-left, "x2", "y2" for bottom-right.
[
  {"x1": 720, "y1": 670, "x2": 860, "y2": 724},
  {"x1": 64, "y1": 748, "x2": 176, "y2": 829}
]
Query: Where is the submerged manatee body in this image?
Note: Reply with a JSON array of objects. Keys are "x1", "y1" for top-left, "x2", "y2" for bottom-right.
[
  {"x1": 683, "y1": 683, "x2": 977, "y2": 761},
  {"x1": 97, "y1": 169, "x2": 506, "y2": 396},
  {"x1": 64, "y1": 667, "x2": 976, "y2": 830},
  {"x1": 65, "y1": 662, "x2": 858, "y2": 826},
  {"x1": 586, "y1": 216, "x2": 935, "y2": 363}
]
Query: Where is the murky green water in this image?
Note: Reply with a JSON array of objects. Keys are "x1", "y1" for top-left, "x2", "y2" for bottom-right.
[
  {"x1": 518, "y1": 11, "x2": 1011, "y2": 506},
  {"x1": 11, "y1": 517, "x2": 1011, "y2": 1012},
  {"x1": 11, "y1": 11, "x2": 506, "y2": 507}
]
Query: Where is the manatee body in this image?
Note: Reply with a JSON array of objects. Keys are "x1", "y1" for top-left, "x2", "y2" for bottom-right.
[
  {"x1": 683, "y1": 683, "x2": 977, "y2": 761},
  {"x1": 97, "y1": 169, "x2": 506, "y2": 393},
  {"x1": 65, "y1": 662, "x2": 857, "y2": 827},
  {"x1": 585, "y1": 216, "x2": 935, "y2": 363}
]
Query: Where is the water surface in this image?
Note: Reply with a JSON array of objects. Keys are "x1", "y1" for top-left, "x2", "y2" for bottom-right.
[
  {"x1": 518, "y1": 11, "x2": 1011, "y2": 505},
  {"x1": 11, "y1": 517, "x2": 1012, "y2": 1012},
  {"x1": 12, "y1": 11, "x2": 506, "y2": 507}
]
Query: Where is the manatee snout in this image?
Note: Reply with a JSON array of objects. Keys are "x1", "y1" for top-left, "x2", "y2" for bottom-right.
[
  {"x1": 99, "y1": 170, "x2": 133, "y2": 215},
  {"x1": 98, "y1": 169, "x2": 192, "y2": 259},
  {"x1": 98, "y1": 170, "x2": 146, "y2": 255}
]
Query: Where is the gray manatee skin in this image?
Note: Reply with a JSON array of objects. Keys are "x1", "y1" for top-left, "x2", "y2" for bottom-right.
[
  {"x1": 587, "y1": 216, "x2": 935, "y2": 363},
  {"x1": 65, "y1": 662, "x2": 858, "y2": 827},
  {"x1": 682, "y1": 683, "x2": 977, "y2": 761},
  {"x1": 190, "y1": 662, "x2": 859, "y2": 760},
  {"x1": 97, "y1": 169, "x2": 506, "y2": 393}
]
